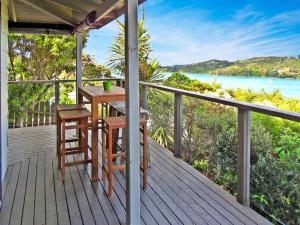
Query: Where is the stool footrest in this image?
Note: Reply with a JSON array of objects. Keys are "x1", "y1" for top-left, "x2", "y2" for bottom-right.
[
  {"x1": 65, "y1": 150, "x2": 85, "y2": 155},
  {"x1": 112, "y1": 152, "x2": 126, "y2": 158},
  {"x1": 65, "y1": 159, "x2": 92, "y2": 167},
  {"x1": 64, "y1": 146, "x2": 85, "y2": 152},
  {"x1": 65, "y1": 124, "x2": 87, "y2": 130},
  {"x1": 112, "y1": 165, "x2": 126, "y2": 171},
  {"x1": 65, "y1": 138, "x2": 79, "y2": 143}
]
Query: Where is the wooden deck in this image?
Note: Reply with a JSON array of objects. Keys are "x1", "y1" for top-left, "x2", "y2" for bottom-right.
[{"x1": 0, "y1": 126, "x2": 272, "y2": 225}]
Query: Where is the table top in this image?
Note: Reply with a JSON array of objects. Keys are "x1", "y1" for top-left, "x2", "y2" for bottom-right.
[{"x1": 78, "y1": 85, "x2": 125, "y2": 102}]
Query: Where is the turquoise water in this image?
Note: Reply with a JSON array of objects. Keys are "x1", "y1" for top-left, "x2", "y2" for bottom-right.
[{"x1": 165, "y1": 73, "x2": 300, "y2": 99}]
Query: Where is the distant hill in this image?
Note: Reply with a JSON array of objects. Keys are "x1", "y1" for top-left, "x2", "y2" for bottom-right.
[
  {"x1": 164, "y1": 59, "x2": 233, "y2": 73},
  {"x1": 164, "y1": 57, "x2": 300, "y2": 79}
]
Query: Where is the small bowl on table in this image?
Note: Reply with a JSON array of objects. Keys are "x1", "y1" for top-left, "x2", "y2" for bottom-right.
[{"x1": 103, "y1": 81, "x2": 112, "y2": 91}]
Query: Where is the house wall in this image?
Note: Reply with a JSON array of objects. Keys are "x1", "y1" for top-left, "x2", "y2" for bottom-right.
[{"x1": 0, "y1": 0, "x2": 9, "y2": 198}]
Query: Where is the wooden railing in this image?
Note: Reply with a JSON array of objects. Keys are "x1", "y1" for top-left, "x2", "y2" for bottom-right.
[
  {"x1": 139, "y1": 81, "x2": 300, "y2": 207},
  {"x1": 8, "y1": 77, "x2": 124, "y2": 128}
]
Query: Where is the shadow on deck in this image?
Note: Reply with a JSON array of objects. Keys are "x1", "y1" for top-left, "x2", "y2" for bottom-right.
[{"x1": 0, "y1": 126, "x2": 272, "y2": 225}]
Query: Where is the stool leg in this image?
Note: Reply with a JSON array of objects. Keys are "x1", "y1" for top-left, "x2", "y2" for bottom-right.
[
  {"x1": 108, "y1": 128, "x2": 113, "y2": 197},
  {"x1": 61, "y1": 120, "x2": 66, "y2": 182},
  {"x1": 78, "y1": 121, "x2": 82, "y2": 149},
  {"x1": 83, "y1": 118, "x2": 88, "y2": 161},
  {"x1": 102, "y1": 124, "x2": 106, "y2": 182},
  {"x1": 105, "y1": 103, "x2": 109, "y2": 117},
  {"x1": 143, "y1": 124, "x2": 148, "y2": 189},
  {"x1": 57, "y1": 116, "x2": 61, "y2": 169}
]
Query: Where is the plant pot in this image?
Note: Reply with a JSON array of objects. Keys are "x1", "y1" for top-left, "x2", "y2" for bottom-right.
[{"x1": 103, "y1": 81, "x2": 112, "y2": 91}]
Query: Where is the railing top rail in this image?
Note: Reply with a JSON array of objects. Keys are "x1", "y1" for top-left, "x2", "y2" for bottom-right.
[
  {"x1": 140, "y1": 81, "x2": 300, "y2": 122},
  {"x1": 8, "y1": 77, "x2": 122, "y2": 84}
]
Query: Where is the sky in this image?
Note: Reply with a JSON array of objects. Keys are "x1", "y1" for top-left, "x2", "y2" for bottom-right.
[{"x1": 84, "y1": 0, "x2": 300, "y2": 66}]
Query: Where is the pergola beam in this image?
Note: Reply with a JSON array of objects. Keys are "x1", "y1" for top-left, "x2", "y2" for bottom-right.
[
  {"x1": 19, "y1": 0, "x2": 76, "y2": 27},
  {"x1": 9, "y1": 22, "x2": 73, "y2": 34}
]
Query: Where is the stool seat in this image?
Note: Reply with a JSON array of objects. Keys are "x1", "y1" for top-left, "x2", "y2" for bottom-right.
[
  {"x1": 103, "y1": 116, "x2": 146, "y2": 128},
  {"x1": 59, "y1": 109, "x2": 91, "y2": 120},
  {"x1": 109, "y1": 101, "x2": 148, "y2": 118}
]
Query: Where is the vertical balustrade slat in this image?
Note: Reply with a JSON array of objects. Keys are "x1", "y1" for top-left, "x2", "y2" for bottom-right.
[
  {"x1": 116, "y1": 80, "x2": 121, "y2": 87},
  {"x1": 50, "y1": 103, "x2": 55, "y2": 124},
  {"x1": 39, "y1": 102, "x2": 45, "y2": 126},
  {"x1": 174, "y1": 93, "x2": 183, "y2": 158},
  {"x1": 237, "y1": 109, "x2": 251, "y2": 206},
  {"x1": 45, "y1": 103, "x2": 50, "y2": 125},
  {"x1": 55, "y1": 81, "x2": 60, "y2": 106},
  {"x1": 55, "y1": 81, "x2": 60, "y2": 123},
  {"x1": 33, "y1": 104, "x2": 39, "y2": 126}
]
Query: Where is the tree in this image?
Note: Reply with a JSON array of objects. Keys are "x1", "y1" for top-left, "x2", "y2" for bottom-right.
[
  {"x1": 8, "y1": 33, "x2": 112, "y2": 126},
  {"x1": 107, "y1": 7, "x2": 164, "y2": 82},
  {"x1": 82, "y1": 54, "x2": 111, "y2": 78}
]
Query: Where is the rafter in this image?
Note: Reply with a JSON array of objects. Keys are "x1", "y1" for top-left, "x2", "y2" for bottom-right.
[
  {"x1": 8, "y1": 0, "x2": 17, "y2": 22},
  {"x1": 46, "y1": 0, "x2": 101, "y2": 13},
  {"x1": 19, "y1": 0, "x2": 76, "y2": 27}
]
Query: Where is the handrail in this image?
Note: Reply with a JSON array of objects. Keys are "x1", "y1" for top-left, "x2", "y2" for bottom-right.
[
  {"x1": 140, "y1": 81, "x2": 300, "y2": 122},
  {"x1": 8, "y1": 77, "x2": 122, "y2": 84}
]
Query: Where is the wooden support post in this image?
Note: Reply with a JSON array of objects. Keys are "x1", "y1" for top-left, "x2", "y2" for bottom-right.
[
  {"x1": 76, "y1": 33, "x2": 82, "y2": 104},
  {"x1": 0, "y1": 0, "x2": 9, "y2": 203},
  {"x1": 125, "y1": 0, "x2": 140, "y2": 224},
  {"x1": 174, "y1": 93, "x2": 182, "y2": 158},
  {"x1": 140, "y1": 85, "x2": 148, "y2": 109},
  {"x1": 237, "y1": 109, "x2": 250, "y2": 206}
]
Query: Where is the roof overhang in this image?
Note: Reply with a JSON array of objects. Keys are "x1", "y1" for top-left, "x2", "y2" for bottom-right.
[{"x1": 8, "y1": 0, "x2": 145, "y2": 35}]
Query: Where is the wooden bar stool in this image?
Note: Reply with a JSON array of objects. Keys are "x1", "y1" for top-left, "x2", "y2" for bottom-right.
[
  {"x1": 56, "y1": 104, "x2": 86, "y2": 159},
  {"x1": 108, "y1": 101, "x2": 151, "y2": 167},
  {"x1": 102, "y1": 116, "x2": 148, "y2": 197},
  {"x1": 57, "y1": 108, "x2": 91, "y2": 182}
]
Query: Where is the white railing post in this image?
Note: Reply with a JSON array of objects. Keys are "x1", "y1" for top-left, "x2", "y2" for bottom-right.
[
  {"x1": 174, "y1": 93, "x2": 183, "y2": 158},
  {"x1": 76, "y1": 33, "x2": 82, "y2": 104},
  {"x1": 140, "y1": 85, "x2": 148, "y2": 110},
  {"x1": 237, "y1": 109, "x2": 251, "y2": 206},
  {"x1": 125, "y1": 0, "x2": 140, "y2": 224}
]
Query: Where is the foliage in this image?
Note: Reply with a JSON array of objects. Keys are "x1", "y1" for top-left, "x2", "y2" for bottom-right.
[
  {"x1": 107, "y1": 10, "x2": 165, "y2": 82},
  {"x1": 147, "y1": 71, "x2": 300, "y2": 224},
  {"x1": 8, "y1": 34, "x2": 82, "y2": 81},
  {"x1": 147, "y1": 90, "x2": 173, "y2": 148},
  {"x1": 164, "y1": 72, "x2": 221, "y2": 92},
  {"x1": 107, "y1": 15, "x2": 151, "y2": 76},
  {"x1": 8, "y1": 33, "x2": 111, "y2": 126},
  {"x1": 82, "y1": 54, "x2": 111, "y2": 78}
]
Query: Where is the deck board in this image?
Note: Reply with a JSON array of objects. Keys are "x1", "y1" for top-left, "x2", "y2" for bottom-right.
[
  {"x1": 22, "y1": 156, "x2": 37, "y2": 225},
  {"x1": 9, "y1": 159, "x2": 29, "y2": 225},
  {"x1": 0, "y1": 125, "x2": 273, "y2": 225}
]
